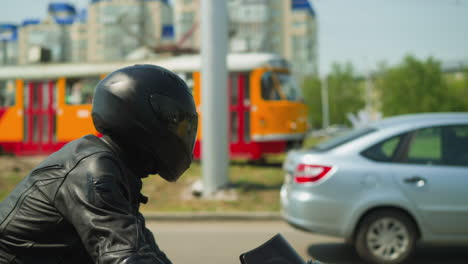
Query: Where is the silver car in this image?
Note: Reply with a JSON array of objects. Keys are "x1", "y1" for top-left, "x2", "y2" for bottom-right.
[{"x1": 280, "y1": 113, "x2": 468, "y2": 264}]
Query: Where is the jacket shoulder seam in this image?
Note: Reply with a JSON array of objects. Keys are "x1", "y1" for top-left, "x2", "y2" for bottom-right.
[
  {"x1": 51, "y1": 150, "x2": 115, "y2": 204},
  {"x1": 98, "y1": 248, "x2": 167, "y2": 264},
  {"x1": 34, "y1": 178, "x2": 65, "y2": 204},
  {"x1": 0, "y1": 176, "x2": 66, "y2": 234}
]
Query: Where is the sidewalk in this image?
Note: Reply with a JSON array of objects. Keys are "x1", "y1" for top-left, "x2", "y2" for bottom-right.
[{"x1": 143, "y1": 211, "x2": 282, "y2": 221}]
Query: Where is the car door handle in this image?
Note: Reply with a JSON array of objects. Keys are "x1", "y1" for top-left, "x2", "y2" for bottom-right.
[{"x1": 403, "y1": 176, "x2": 426, "y2": 186}]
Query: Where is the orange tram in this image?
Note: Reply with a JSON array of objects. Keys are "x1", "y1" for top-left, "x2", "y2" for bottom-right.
[{"x1": 0, "y1": 53, "x2": 309, "y2": 160}]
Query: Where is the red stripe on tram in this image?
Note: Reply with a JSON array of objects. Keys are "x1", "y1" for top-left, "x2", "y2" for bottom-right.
[{"x1": 0, "y1": 108, "x2": 7, "y2": 120}]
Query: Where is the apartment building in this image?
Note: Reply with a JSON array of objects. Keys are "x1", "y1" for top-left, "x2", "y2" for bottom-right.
[
  {"x1": 288, "y1": 0, "x2": 318, "y2": 79},
  {"x1": 172, "y1": 0, "x2": 318, "y2": 80},
  {"x1": 70, "y1": 9, "x2": 88, "y2": 63},
  {"x1": 0, "y1": 24, "x2": 18, "y2": 65},
  {"x1": 87, "y1": 0, "x2": 173, "y2": 62},
  {"x1": 17, "y1": 3, "x2": 77, "y2": 64},
  {"x1": 18, "y1": 19, "x2": 72, "y2": 64},
  {"x1": 11, "y1": 0, "x2": 317, "y2": 79},
  {"x1": 172, "y1": 0, "x2": 201, "y2": 50}
]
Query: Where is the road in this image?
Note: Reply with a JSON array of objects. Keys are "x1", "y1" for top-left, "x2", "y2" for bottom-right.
[{"x1": 147, "y1": 220, "x2": 468, "y2": 264}]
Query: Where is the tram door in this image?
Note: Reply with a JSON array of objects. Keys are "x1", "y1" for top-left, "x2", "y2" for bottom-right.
[
  {"x1": 229, "y1": 73, "x2": 252, "y2": 157},
  {"x1": 23, "y1": 81, "x2": 56, "y2": 154}
]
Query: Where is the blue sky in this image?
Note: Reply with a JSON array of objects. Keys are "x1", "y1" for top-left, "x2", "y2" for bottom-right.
[
  {"x1": 2, "y1": 0, "x2": 468, "y2": 75},
  {"x1": 312, "y1": 0, "x2": 468, "y2": 75}
]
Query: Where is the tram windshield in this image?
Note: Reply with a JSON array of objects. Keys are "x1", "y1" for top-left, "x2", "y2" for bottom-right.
[
  {"x1": 260, "y1": 72, "x2": 302, "y2": 101},
  {"x1": 65, "y1": 78, "x2": 99, "y2": 105}
]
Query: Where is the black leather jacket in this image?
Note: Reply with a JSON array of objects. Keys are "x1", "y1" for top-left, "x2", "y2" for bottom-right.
[{"x1": 0, "y1": 135, "x2": 172, "y2": 264}]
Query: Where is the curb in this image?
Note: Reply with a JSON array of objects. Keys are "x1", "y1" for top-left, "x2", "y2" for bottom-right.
[{"x1": 143, "y1": 211, "x2": 282, "y2": 221}]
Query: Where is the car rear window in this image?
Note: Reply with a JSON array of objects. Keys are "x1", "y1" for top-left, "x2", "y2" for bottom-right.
[
  {"x1": 361, "y1": 134, "x2": 405, "y2": 162},
  {"x1": 311, "y1": 127, "x2": 376, "y2": 152}
]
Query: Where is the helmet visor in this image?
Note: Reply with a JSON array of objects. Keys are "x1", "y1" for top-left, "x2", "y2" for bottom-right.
[
  {"x1": 149, "y1": 93, "x2": 198, "y2": 155},
  {"x1": 166, "y1": 115, "x2": 198, "y2": 154}
]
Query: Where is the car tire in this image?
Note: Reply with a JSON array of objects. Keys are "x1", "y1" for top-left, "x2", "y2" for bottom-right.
[{"x1": 355, "y1": 209, "x2": 417, "y2": 264}]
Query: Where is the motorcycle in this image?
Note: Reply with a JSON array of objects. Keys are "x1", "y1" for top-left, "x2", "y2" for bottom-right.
[{"x1": 240, "y1": 233, "x2": 323, "y2": 264}]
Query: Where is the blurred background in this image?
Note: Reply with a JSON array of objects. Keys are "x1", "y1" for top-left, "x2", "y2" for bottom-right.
[
  {"x1": 0, "y1": 1, "x2": 467, "y2": 263},
  {"x1": 1, "y1": 0, "x2": 467, "y2": 131}
]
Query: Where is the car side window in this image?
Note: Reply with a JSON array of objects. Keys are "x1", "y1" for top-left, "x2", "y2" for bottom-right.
[
  {"x1": 405, "y1": 127, "x2": 442, "y2": 165},
  {"x1": 361, "y1": 135, "x2": 403, "y2": 162},
  {"x1": 443, "y1": 125, "x2": 468, "y2": 167}
]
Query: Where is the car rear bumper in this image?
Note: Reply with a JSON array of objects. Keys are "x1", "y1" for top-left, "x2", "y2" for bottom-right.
[{"x1": 280, "y1": 185, "x2": 348, "y2": 238}]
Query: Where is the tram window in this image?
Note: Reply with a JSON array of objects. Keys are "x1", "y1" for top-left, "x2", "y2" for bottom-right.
[
  {"x1": 231, "y1": 112, "x2": 239, "y2": 143},
  {"x1": 244, "y1": 111, "x2": 251, "y2": 143},
  {"x1": 261, "y1": 72, "x2": 282, "y2": 101},
  {"x1": 230, "y1": 74, "x2": 238, "y2": 105},
  {"x1": 0, "y1": 80, "x2": 16, "y2": 107},
  {"x1": 65, "y1": 78, "x2": 99, "y2": 105},
  {"x1": 43, "y1": 115, "x2": 50, "y2": 142},
  {"x1": 243, "y1": 73, "x2": 250, "y2": 102},
  {"x1": 261, "y1": 72, "x2": 302, "y2": 101}
]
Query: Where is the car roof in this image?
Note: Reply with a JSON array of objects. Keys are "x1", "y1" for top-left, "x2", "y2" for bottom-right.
[{"x1": 369, "y1": 112, "x2": 468, "y2": 130}]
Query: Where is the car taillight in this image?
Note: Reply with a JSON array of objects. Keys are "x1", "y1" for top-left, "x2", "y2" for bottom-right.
[{"x1": 294, "y1": 164, "x2": 333, "y2": 184}]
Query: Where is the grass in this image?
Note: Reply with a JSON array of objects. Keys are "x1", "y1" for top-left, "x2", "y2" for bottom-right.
[
  {"x1": 0, "y1": 172, "x2": 24, "y2": 200},
  {"x1": 303, "y1": 135, "x2": 329, "y2": 149},
  {"x1": 0, "y1": 136, "x2": 329, "y2": 213},
  {"x1": 141, "y1": 158, "x2": 285, "y2": 212},
  {"x1": 0, "y1": 155, "x2": 286, "y2": 212}
]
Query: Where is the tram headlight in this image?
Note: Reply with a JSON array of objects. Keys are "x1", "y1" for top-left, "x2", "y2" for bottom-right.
[{"x1": 289, "y1": 122, "x2": 297, "y2": 130}]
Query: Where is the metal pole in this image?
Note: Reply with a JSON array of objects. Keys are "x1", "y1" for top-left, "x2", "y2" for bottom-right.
[
  {"x1": 201, "y1": 0, "x2": 229, "y2": 196},
  {"x1": 363, "y1": 57, "x2": 372, "y2": 116},
  {"x1": 139, "y1": 0, "x2": 146, "y2": 47},
  {"x1": 321, "y1": 76, "x2": 329, "y2": 129},
  {"x1": 365, "y1": 71, "x2": 372, "y2": 114},
  {"x1": 60, "y1": 25, "x2": 67, "y2": 62}
]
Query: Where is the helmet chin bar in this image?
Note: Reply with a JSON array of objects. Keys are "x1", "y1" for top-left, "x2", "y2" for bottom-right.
[
  {"x1": 138, "y1": 127, "x2": 191, "y2": 182},
  {"x1": 153, "y1": 143, "x2": 191, "y2": 182}
]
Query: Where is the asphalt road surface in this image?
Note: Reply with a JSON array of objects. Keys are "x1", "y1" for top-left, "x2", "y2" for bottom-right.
[{"x1": 147, "y1": 220, "x2": 468, "y2": 264}]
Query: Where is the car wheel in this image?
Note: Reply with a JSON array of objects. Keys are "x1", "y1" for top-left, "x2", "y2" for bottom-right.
[{"x1": 355, "y1": 210, "x2": 417, "y2": 264}]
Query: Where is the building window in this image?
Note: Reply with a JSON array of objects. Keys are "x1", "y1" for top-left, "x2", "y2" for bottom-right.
[{"x1": 293, "y1": 21, "x2": 306, "y2": 29}]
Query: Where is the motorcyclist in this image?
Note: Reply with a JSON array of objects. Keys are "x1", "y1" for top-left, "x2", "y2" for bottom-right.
[{"x1": 0, "y1": 65, "x2": 198, "y2": 263}]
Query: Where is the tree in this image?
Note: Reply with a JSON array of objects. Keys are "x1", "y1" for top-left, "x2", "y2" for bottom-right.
[
  {"x1": 376, "y1": 56, "x2": 455, "y2": 116},
  {"x1": 301, "y1": 75, "x2": 322, "y2": 129},
  {"x1": 301, "y1": 62, "x2": 365, "y2": 129},
  {"x1": 445, "y1": 67, "x2": 468, "y2": 111},
  {"x1": 327, "y1": 62, "x2": 365, "y2": 125}
]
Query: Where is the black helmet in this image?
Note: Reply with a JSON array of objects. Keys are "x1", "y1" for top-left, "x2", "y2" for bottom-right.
[{"x1": 91, "y1": 64, "x2": 198, "y2": 182}]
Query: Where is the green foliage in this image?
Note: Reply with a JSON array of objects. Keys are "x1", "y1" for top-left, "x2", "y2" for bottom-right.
[
  {"x1": 445, "y1": 67, "x2": 468, "y2": 111},
  {"x1": 301, "y1": 62, "x2": 365, "y2": 128},
  {"x1": 301, "y1": 75, "x2": 322, "y2": 128},
  {"x1": 376, "y1": 55, "x2": 467, "y2": 115},
  {"x1": 327, "y1": 62, "x2": 365, "y2": 125},
  {"x1": 301, "y1": 56, "x2": 468, "y2": 129}
]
